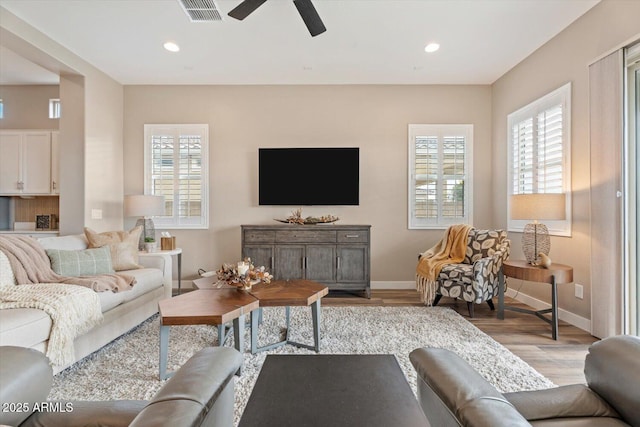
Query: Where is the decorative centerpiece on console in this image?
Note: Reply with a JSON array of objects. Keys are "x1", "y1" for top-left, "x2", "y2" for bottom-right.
[
  {"x1": 275, "y1": 208, "x2": 339, "y2": 225},
  {"x1": 216, "y1": 258, "x2": 273, "y2": 291}
]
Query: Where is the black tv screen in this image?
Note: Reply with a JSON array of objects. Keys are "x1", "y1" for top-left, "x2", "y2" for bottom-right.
[{"x1": 259, "y1": 148, "x2": 359, "y2": 205}]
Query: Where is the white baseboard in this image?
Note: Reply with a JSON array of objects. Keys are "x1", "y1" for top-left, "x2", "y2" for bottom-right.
[
  {"x1": 371, "y1": 281, "x2": 416, "y2": 290},
  {"x1": 505, "y1": 288, "x2": 591, "y2": 333},
  {"x1": 371, "y1": 281, "x2": 591, "y2": 333}
]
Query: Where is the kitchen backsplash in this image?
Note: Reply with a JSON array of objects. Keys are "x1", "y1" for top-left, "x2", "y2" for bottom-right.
[{"x1": 14, "y1": 196, "x2": 59, "y2": 228}]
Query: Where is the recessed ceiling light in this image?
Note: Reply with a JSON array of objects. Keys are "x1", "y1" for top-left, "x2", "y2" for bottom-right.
[
  {"x1": 424, "y1": 43, "x2": 440, "y2": 53},
  {"x1": 163, "y1": 41, "x2": 180, "y2": 52}
]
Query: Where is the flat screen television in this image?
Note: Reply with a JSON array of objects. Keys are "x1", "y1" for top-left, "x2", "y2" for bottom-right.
[{"x1": 259, "y1": 148, "x2": 359, "y2": 205}]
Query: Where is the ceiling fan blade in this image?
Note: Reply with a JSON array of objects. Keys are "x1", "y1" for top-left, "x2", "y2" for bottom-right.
[
  {"x1": 228, "y1": 0, "x2": 268, "y2": 20},
  {"x1": 293, "y1": 0, "x2": 326, "y2": 37}
]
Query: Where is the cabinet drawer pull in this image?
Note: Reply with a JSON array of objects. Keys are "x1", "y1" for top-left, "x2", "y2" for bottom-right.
[
  {"x1": 337, "y1": 256, "x2": 341, "y2": 269},
  {"x1": 345, "y1": 234, "x2": 359, "y2": 238},
  {"x1": 270, "y1": 257, "x2": 274, "y2": 270}
]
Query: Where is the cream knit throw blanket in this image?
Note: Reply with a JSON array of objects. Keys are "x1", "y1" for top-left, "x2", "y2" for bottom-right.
[
  {"x1": 0, "y1": 284, "x2": 103, "y2": 367},
  {"x1": 416, "y1": 224, "x2": 473, "y2": 305},
  {"x1": 0, "y1": 235, "x2": 135, "y2": 292}
]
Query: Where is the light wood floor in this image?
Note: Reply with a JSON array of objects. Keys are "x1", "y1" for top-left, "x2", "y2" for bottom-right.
[{"x1": 323, "y1": 289, "x2": 598, "y2": 386}]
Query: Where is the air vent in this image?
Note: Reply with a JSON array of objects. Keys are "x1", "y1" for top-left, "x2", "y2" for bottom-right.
[{"x1": 178, "y1": 0, "x2": 223, "y2": 22}]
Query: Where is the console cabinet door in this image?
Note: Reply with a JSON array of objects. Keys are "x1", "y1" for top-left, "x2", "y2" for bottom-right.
[
  {"x1": 305, "y1": 245, "x2": 336, "y2": 283},
  {"x1": 275, "y1": 245, "x2": 305, "y2": 280},
  {"x1": 243, "y1": 245, "x2": 275, "y2": 275},
  {"x1": 336, "y1": 245, "x2": 369, "y2": 283}
]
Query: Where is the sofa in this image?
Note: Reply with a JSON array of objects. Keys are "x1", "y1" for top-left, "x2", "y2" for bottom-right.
[
  {"x1": 410, "y1": 335, "x2": 640, "y2": 427},
  {"x1": 0, "y1": 345, "x2": 242, "y2": 427},
  {"x1": 0, "y1": 234, "x2": 173, "y2": 373}
]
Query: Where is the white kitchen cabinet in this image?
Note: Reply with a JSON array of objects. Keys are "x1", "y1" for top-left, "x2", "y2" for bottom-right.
[
  {"x1": 51, "y1": 131, "x2": 60, "y2": 194},
  {"x1": 0, "y1": 130, "x2": 52, "y2": 195}
]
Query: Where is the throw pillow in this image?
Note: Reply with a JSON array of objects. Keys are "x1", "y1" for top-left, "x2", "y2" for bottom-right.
[
  {"x1": 84, "y1": 226, "x2": 143, "y2": 271},
  {"x1": 46, "y1": 246, "x2": 115, "y2": 277}
]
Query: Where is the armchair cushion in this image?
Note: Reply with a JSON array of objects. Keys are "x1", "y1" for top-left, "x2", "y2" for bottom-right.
[
  {"x1": 504, "y1": 384, "x2": 620, "y2": 421},
  {"x1": 410, "y1": 347, "x2": 531, "y2": 427},
  {"x1": 464, "y1": 229, "x2": 508, "y2": 264},
  {"x1": 129, "y1": 346, "x2": 242, "y2": 427},
  {"x1": 21, "y1": 400, "x2": 146, "y2": 427},
  {"x1": 411, "y1": 336, "x2": 639, "y2": 427},
  {"x1": 584, "y1": 335, "x2": 640, "y2": 424},
  {"x1": 1, "y1": 346, "x2": 242, "y2": 427},
  {"x1": 436, "y1": 228, "x2": 510, "y2": 306},
  {"x1": 0, "y1": 346, "x2": 53, "y2": 427}
]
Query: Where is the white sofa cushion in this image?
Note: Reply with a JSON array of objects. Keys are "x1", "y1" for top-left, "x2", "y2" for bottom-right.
[
  {"x1": 120, "y1": 268, "x2": 163, "y2": 303},
  {"x1": 98, "y1": 289, "x2": 126, "y2": 312},
  {"x1": 0, "y1": 308, "x2": 51, "y2": 348},
  {"x1": 38, "y1": 234, "x2": 88, "y2": 251}
]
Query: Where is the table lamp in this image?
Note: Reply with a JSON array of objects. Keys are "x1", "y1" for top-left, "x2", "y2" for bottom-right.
[
  {"x1": 124, "y1": 195, "x2": 165, "y2": 250},
  {"x1": 510, "y1": 193, "x2": 566, "y2": 265}
]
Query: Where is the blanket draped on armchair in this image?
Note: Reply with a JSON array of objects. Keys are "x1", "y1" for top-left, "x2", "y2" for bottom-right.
[{"x1": 416, "y1": 224, "x2": 473, "y2": 305}]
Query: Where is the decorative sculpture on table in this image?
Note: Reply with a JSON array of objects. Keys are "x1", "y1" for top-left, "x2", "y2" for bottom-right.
[
  {"x1": 216, "y1": 258, "x2": 273, "y2": 291},
  {"x1": 275, "y1": 208, "x2": 339, "y2": 225}
]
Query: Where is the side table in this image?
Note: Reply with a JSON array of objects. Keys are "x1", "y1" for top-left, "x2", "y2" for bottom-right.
[
  {"x1": 498, "y1": 260, "x2": 573, "y2": 340},
  {"x1": 139, "y1": 248, "x2": 182, "y2": 294}
]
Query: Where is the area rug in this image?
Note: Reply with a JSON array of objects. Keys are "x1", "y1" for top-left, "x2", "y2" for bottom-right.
[{"x1": 50, "y1": 306, "x2": 554, "y2": 425}]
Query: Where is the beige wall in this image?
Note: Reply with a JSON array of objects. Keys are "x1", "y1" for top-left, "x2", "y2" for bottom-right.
[
  {"x1": 0, "y1": 7, "x2": 124, "y2": 233},
  {"x1": 5, "y1": 1, "x2": 638, "y2": 325},
  {"x1": 124, "y1": 85, "x2": 492, "y2": 282},
  {"x1": 0, "y1": 85, "x2": 59, "y2": 130},
  {"x1": 491, "y1": 0, "x2": 640, "y2": 320}
]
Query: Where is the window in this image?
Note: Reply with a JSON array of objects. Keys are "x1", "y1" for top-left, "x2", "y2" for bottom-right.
[
  {"x1": 49, "y1": 99, "x2": 61, "y2": 119},
  {"x1": 144, "y1": 124, "x2": 209, "y2": 229},
  {"x1": 408, "y1": 124, "x2": 473, "y2": 229},
  {"x1": 507, "y1": 83, "x2": 571, "y2": 236}
]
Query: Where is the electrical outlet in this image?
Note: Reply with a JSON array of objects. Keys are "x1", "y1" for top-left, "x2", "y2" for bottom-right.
[
  {"x1": 575, "y1": 283, "x2": 584, "y2": 299},
  {"x1": 91, "y1": 209, "x2": 103, "y2": 220}
]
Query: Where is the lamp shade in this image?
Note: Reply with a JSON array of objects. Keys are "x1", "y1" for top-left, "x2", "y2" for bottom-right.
[
  {"x1": 124, "y1": 195, "x2": 165, "y2": 217},
  {"x1": 510, "y1": 193, "x2": 566, "y2": 221}
]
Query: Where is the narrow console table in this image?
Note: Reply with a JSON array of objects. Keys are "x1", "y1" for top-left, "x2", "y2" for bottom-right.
[
  {"x1": 241, "y1": 224, "x2": 371, "y2": 297},
  {"x1": 498, "y1": 260, "x2": 573, "y2": 340}
]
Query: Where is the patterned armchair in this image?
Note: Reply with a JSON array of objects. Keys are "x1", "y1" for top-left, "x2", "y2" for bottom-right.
[{"x1": 432, "y1": 229, "x2": 510, "y2": 317}]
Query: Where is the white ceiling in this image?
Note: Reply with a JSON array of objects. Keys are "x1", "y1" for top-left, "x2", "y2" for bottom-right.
[{"x1": 0, "y1": 0, "x2": 599, "y2": 85}]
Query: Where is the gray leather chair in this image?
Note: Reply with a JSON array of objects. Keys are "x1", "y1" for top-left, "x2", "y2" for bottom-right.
[
  {"x1": 0, "y1": 346, "x2": 242, "y2": 427},
  {"x1": 410, "y1": 335, "x2": 640, "y2": 427}
]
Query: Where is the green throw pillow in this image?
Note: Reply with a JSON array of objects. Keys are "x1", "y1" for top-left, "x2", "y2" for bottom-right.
[{"x1": 46, "y1": 246, "x2": 115, "y2": 277}]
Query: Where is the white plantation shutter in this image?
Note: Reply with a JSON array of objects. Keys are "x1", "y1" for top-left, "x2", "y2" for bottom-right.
[
  {"x1": 409, "y1": 124, "x2": 473, "y2": 229},
  {"x1": 537, "y1": 105, "x2": 564, "y2": 193},
  {"x1": 507, "y1": 83, "x2": 571, "y2": 236},
  {"x1": 144, "y1": 125, "x2": 209, "y2": 229}
]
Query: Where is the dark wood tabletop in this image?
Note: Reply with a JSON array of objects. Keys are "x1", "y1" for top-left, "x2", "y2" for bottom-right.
[
  {"x1": 249, "y1": 279, "x2": 329, "y2": 307},
  {"x1": 158, "y1": 289, "x2": 259, "y2": 326},
  {"x1": 238, "y1": 354, "x2": 428, "y2": 427},
  {"x1": 503, "y1": 260, "x2": 573, "y2": 284}
]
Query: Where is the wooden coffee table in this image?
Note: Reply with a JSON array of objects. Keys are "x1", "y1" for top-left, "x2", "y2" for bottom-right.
[
  {"x1": 157, "y1": 289, "x2": 259, "y2": 380},
  {"x1": 238, "y1": 354, "x2": 428, "y2": 427},
  {"x1": 248, "y1": 279, "x2": 328, "y2": 354}
]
